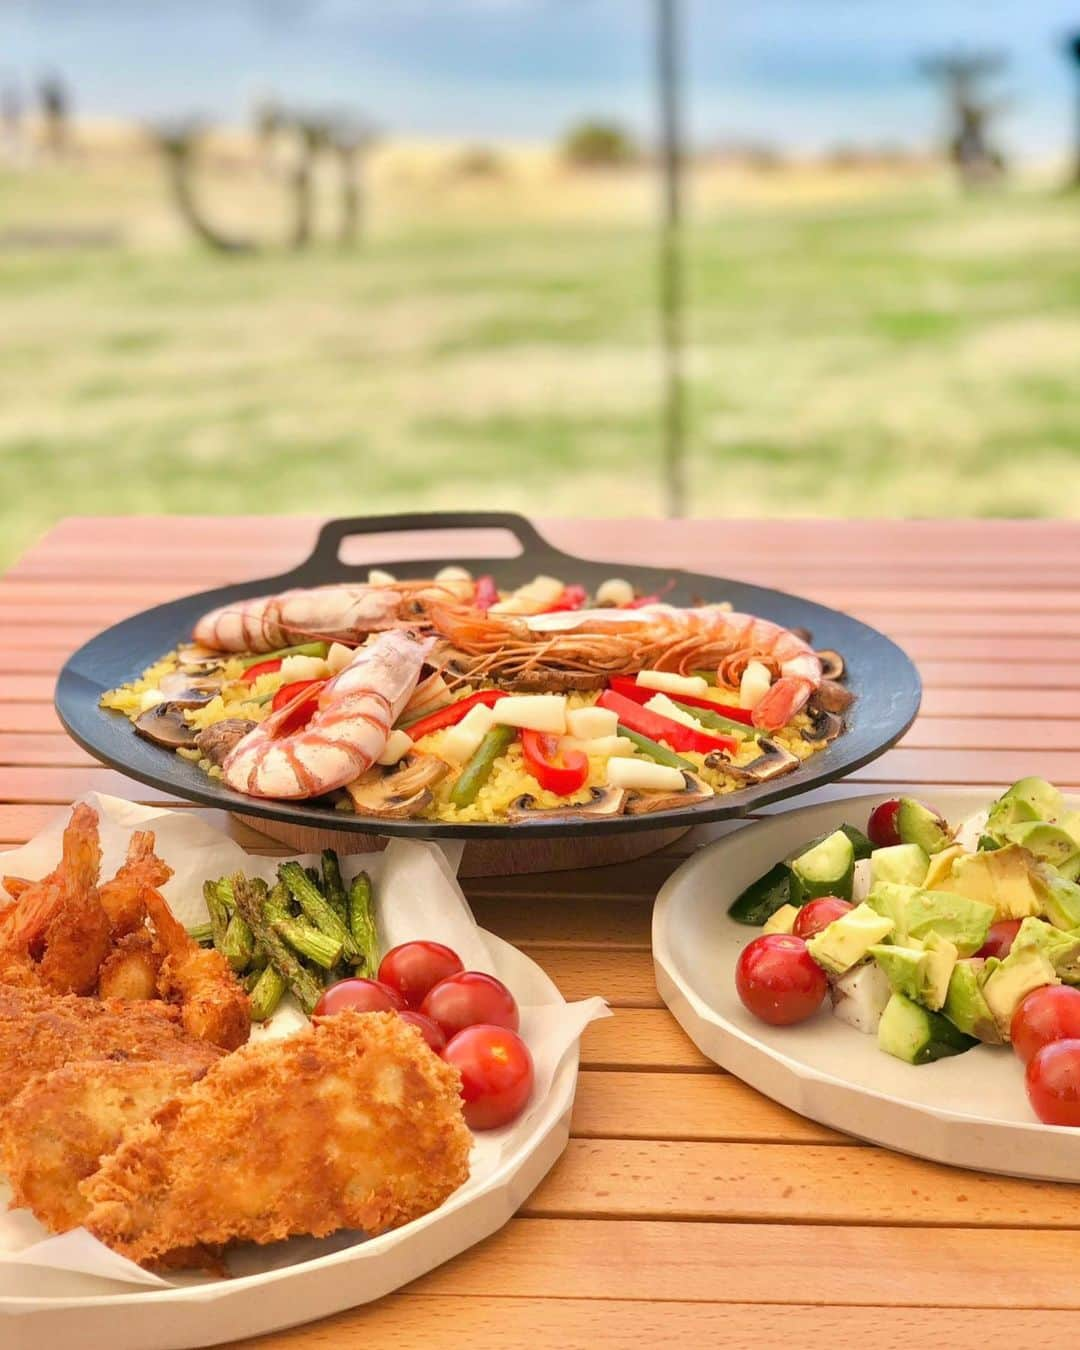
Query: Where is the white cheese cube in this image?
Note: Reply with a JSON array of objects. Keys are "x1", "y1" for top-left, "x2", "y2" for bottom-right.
[
  {"x1": 367, "y1": 568, "x2": 396, "y2": 585},
  {"x1": 490, "y1": 694, "x2": 567, "y2": 734},
  {"x1": 279, "y1": 654, "x2": 330, "y2": 683},
  {"x1": 636, "y1": 670, "x2": 710, "y2": 698},
  {"x1": 326, "y1": 642, "x2": 355, "y2": 675},
  {"x1": 740, "y1": 660, "x2": 772, "y2": 710},
  {"x1": 441, "y1": 723, "x2": 487, "y2": 764},
  {"x1": 584, "y1": 735, "x2": 635, "y2": 758},
  {"x1": 490, "y1": 575, "x2": 565, "y2": 615},
  {"x1": 435, "y1": 565, "x2": 472, "y2": 583},
  {"x1": 377, "y1": 729, "x2": 414, "y2": 765},
  {"x1": 606, "y1": 758, "x2": 686, "y2": 792},
  {"x1": 566, "y1": 705, "x2": 619, "y2": 740},
  {"x1": 596, "y1": 577, "x2": 635, "y2": 607},
  {"x1": 643, "y1": 692, "x2": 703, "y2": 730},
  {"x1": 458, "y1": 703, "x2": 495, "y2": 736}
]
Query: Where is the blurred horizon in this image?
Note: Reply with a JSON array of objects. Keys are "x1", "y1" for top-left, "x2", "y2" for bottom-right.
[{"x1": 1, "y1": 0, "x2": 1077, "y2": 157}]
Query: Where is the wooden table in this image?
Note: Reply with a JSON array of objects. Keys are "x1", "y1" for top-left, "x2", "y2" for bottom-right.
[{"x1": 5, "y1": 517, "x2": 1080, "y2": 1348}]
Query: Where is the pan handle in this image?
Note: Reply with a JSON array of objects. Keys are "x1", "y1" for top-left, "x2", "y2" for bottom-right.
[{"x1": 290, "y1": 511, "x2": 570, "y2": 583}]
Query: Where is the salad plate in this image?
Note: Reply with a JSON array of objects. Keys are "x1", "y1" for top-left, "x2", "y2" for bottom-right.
[{"x1": 653, "y1": 787, "x2": 1080, "y2": 1183}]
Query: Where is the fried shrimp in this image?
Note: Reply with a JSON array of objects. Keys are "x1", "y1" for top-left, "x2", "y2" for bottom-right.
[
  {"x1": 97, "y1": 929, "x2": 163, "y2": 1001},
  {"x1": 143, "y1": 886, "x2": 251, "y2": 1050},
  {"x1": 98, "y1": 830, "x2": 173, "y2": 937},
  {"x1": 82, "y1": 1011, "x2": 471, "y2": 1268}
]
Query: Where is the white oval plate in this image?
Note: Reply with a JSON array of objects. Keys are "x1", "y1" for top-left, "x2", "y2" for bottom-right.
[
  {"x1": 0, "y1": 934, "x2": 579, "y2": 1350},
  {"x1": 653, "y1": 787, "x2": 1080, "y2": 1183}
]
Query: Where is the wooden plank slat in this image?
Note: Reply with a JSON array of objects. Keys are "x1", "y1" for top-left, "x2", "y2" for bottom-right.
[{"x1": 579, "y1": 1008, "x2": 713, "y2": 1070}]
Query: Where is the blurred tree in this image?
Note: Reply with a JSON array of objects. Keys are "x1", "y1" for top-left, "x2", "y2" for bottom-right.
[
  {"x1": 920, "y1": 52, "x2": 1009, "y2": 188},
  {"x1": 38, "y1": 72, "x2": 70, "y2": 156},
  {"x1": 151, "y1": 121, "x2": 256, "y2": 253},
  {"x1": 1067, "y1": 33, "x2": 1080, "y2": 188},
  {"x1": 562, "y1": 119, "x2": 639, "y2": 167}
]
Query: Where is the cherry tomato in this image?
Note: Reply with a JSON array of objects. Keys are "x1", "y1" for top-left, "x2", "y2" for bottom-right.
[
  {"x1": 420, "y1": 971, "x2": 519, "y2": 1037},
  {"x1": 1025, "y1": 1038, "x2": 1080, "y2": 1126},
  {"x1": 1011, "y1": 986, "x2": 1080, "y2": 1065},
  {"x1": 442, "y1": 1024, "x2": 535, "y2": 1130},
  {"x1": 397, "y1": 1009, "x2": 447, "y2": 1053},
  {"x1": 867, "y1": 798, "x2": 902, "y2": 848},
  {"x1": 378, "y1": 941, "x2": 465, "y2": 1009},
  {"x1": 793, "y1": 896, "x2": 854, "y2": 940},
  {"x1": 976, "y1": 919, "x2": 1023, "y2": 961},
  {"x1": 313, "y1": 978, "x2": 404, "y2": 1018},
  {"x1": 735, "y1": 934, "x2": 827, "y2": 1026}
]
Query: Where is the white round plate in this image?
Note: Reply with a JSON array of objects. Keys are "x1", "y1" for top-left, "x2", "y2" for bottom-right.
[
  {"x1": 0, "y1": 934, "x2": 577, "y2": 1350},
  {"x1": 653, "y1": 787, "x2": 1080, "y2": 1183}
]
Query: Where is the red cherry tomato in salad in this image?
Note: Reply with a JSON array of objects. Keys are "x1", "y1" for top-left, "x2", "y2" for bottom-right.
[
  {"x1": 1011, "y1": 986, "x2": 1080, "y2": 1065},
  {"x1": 867, "y1": 798, "x2": 902, "y2": 848},
  {"x1": 792, "y1": 897, "x2": 854, "y2": 940},
  {"x1": 397, "y1": 1009, "x2": 448, "y2": 1053},
  {"x1": 1025, "y1": 1039, "x2": 1080, "y2": 1126},
  {"x1": 420, "y1": 971, "x2": 519, "y2": 1037},
  {"x1": 442, "y1": 1024, "x2": 534, "y2": 1130},
  {"x1": 313, "y1": 978, "x2": 404, "y2": 1018},
  {"x1": 735, "y1": 934, "x2": 827, "y2": 1026},
  {"x1": 976, "y1": 919, "x2": 1023, "y2": 961},
  {"x1": 378, "y1": 941, "x2": 465, "y2": 1009}
]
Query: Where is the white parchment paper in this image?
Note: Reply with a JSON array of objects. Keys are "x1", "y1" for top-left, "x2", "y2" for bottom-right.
[{"x1": 0, "y1": 794, "x2": 608, "y2": 1289}]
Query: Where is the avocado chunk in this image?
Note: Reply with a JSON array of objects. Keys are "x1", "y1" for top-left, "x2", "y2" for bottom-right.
[
  {"x1": 762, "y1": 903, "x2": 800, "y2": 935},
  {"x1": 789, "y1": 829, "x2": 855, "y2": 905},
  {"x1": 1036, "y1": 871, "x2": 1080, "y2": 931},
  {"x1": 870, "y1": 843, "x2": 930, "y2": 890},
  {"x1": 988, "y1": 777, "x2": 1064, "y2": 837},
  {"x1": 829, "y1": 960, "x2": 892, "y2": 1034},
  {"x1": 896, "y1": 798, "x2": 952, "y2": 856},
  {"x1": 866, "y1": 882, "x2": 993, "y2": 957},
  {"x1": 944, "y1": 846, "x2": 1046, "y2": 922},
  {"x1": 805, "y1": 903, "x2": 894, "y2": 976},
  {"x1": 943, "y1": 959, "x2": 1003, "y2": 1044},
  {"x1": 999, "y1": 823, "x2": 1080, "y2": 880},
  {"x1": 1011, "y1": 916, "x2": 1080, "y2": 983},
  {"x1": 878, "y1": 992, "x2": 977, "y2": 1065},
  {"x1": 924, "y1": 844, "x2": 966, "y2": 891},
  {"x1": 869, "y1": 933, "x2": 957, "y2": 1011},
  {"x1": 980, "y1": 944, "x2": 1058, "y2": 1038}
]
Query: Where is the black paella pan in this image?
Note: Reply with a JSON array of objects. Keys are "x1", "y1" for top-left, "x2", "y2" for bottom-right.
[{"x1": 55, "y1": 512, "x2": 921, "y2": 840}]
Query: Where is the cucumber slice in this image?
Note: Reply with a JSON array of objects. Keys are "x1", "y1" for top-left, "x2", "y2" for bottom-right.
[
  {"x1": 727, "y1": 862, "x2": 792, "y2": 926},
  {"x1": 790, "y1": 828, "x2": 855, "y2": 905},
  {"x1": 878, "y1": 991, "x2": 977, "y2": 1065}
]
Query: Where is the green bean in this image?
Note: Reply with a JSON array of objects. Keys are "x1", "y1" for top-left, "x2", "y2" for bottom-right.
[
  {"x1": 187, "y1": 921, "x2": 214, "y2": 946},
  {"x1": 274, "y1": 918, "x2": 343, "y2": 970},
  {"x1": 320, "y1": 849, "x2": 348, "y2": 923},
  {"x1": 669, "y1": 698, "x2": 758, "y2": 741},
  {"x1": 616, "y1": 726, "x2": 696, "y2": 772},
  {"x1": 221, "y1": 912, "x2": 256, "y2": 972},
  {"x1": 232, "y1": 872, "x2": 322, "y2": 1015},
  {"x1": 249, "y1": 964, "x2": 289, "y2": 1022},
  {"x1": 450, "y1": 724, "x2": 516, "y2": 807},
  {"x1": 279, "y1": 862, "x2": 359, "y2": 961},
  {"x1": 347, "y1": 871, "x2": 379, "y2": 977},
  {"x1": 236, "y1": 642, "x2": 329, "y2": 670}
]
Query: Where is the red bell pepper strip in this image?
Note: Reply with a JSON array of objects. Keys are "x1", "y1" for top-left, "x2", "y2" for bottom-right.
[
  {"x1": 402, "y1": 688, "x2": 507, "y2": 742},
  {"x1": 521, "y1": 730, "x2": 589, "y2": 796},
  {"x1": 270, "y1": 679, "x2": 325, "y2": 734},
  {"x1": 474, "y1": 574, "x2": 499, "y2": 612},
  {"x1": 607, "y1": 675, "x2": 754, "y2": 726},
  {"x1": 597, "y1": 689, "x2": 737, "y2": 755},
  {"x1": 239, "y1": 657, "x2": 284, "y2": 684},
  {"x1": 542, "y1": 583, "x2": 588, "y2": 613}
]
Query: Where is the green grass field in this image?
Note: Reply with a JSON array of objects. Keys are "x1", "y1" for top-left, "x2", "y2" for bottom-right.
[{"x1": 2, "y1": 155, "x2": 1079, "y2": 569}]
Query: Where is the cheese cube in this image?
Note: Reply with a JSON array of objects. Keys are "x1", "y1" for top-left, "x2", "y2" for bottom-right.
[
  {"x1": 584, "y1": 735, "x2": 635, "y2": 758},
  {"x1": 606, "y1": 758, "x2": 686, "y2": 792},
  {"x1": 643, "y1": 693, "x2": 703, "y2": 730},
  {"x1": 566, "y1": 705, "x2": 619, "y2": 740},
  {"x1": 740, "y1": 661, "x2": 772, "y2": 710},
  {"x1": 377, "y1": 729, "x2": 413, "y2": 765},
  {"x1": 490, "y1": 694, "x2": 568, "y2": 734},
  {"x1": 636, "y1": 670, "x2": 710, "y2": 698}
]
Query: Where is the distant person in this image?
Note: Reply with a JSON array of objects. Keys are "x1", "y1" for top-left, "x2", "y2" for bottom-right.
[{"x1": 39, "y1": 73, "x2": 70, "y2": 156}]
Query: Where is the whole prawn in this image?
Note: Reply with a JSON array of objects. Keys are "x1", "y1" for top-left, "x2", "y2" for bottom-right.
[
  {"x1": 194, "y1": 578, "x2": 473, "y2": 653},
  {"x1": 222, "y1": 628, "x2": 434, "y2": 799},
  {"x1": 433, "y1": 602, "x2": 824, "y2": 733}
]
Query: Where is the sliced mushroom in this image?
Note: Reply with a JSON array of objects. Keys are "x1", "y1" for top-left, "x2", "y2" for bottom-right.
[
  {"x1": 705, "y1": 738, "x2": 799, "y2": 783},
  {"x1": 812, "y1": 679, "x2": 855, "y2": 714},
  {"x1": 801, "y1": 708, "x2": 844, "y2": 743},
  {"x1": 506, "y1": 786, "x2": 627, "y2": 823},
  {"x1": 815, "y1": 649, "x2": 845, "y2": 681},
  {"x1": 194, "y1": 719, "x2": 257, "y2": 766},
  {"x1": 157, "y1": 672, "x2": 222, "y2": 707},
  {"x1": 345, "y1": 753, "x2": 449, "y2": 819},
  {"x1": 624, "y1": 771, "x2": 714, "y2": 815},
  {"x1": 134, "y1": 703, "x2": 198, "y2": 750}
]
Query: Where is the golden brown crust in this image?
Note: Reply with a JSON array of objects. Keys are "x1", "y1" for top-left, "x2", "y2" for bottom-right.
[
  {"x1": 82, "y1": 1012, "x2": 471, "y2": 1267},
  {"x1": 0, "y1": 1060, "x2": 206, "y2": 1232}
]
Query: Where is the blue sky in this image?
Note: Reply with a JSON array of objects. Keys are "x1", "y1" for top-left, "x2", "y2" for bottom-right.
[{"x1": 1, "y1": 0, "x2": 1077, "y2": 153}]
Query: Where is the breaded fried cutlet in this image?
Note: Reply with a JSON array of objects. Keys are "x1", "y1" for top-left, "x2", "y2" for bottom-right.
[
  {"x1": 0, "y1": 987, "x2": 222, "y2": 1103},
  {"x1": 82, "y1": 1011, "x2": 472, "y2": 1267},
  {"x1": 0, "y1": 1059, "x2": 209, "y2": 1232}
]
